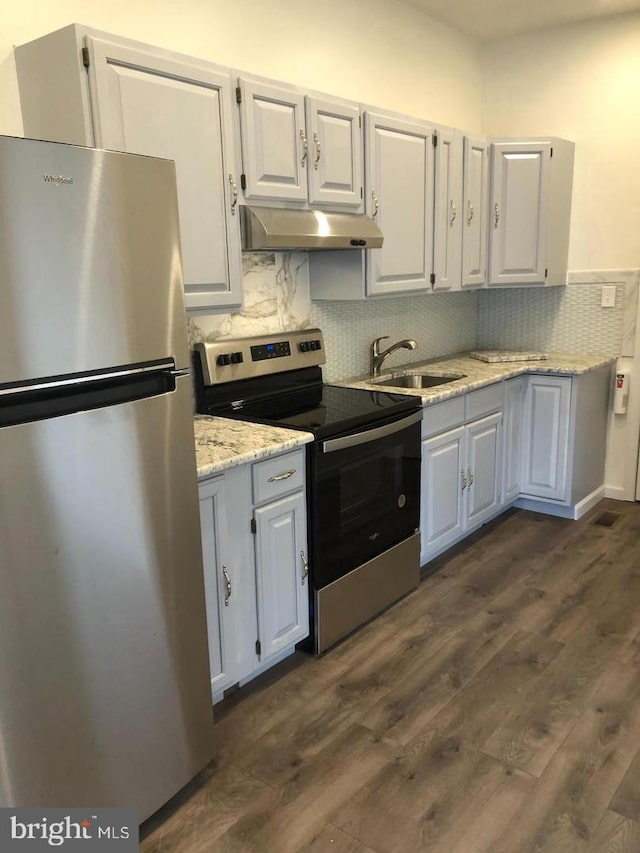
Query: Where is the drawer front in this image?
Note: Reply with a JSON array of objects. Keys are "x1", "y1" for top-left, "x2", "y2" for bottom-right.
[
  {"x1": 252, "y1": 449, "x2": 305, "y2": 504},
  {"x1": 422, "y1": 397, "x2": 465, "y2": 440},
  {"x1": 465, "y1": 382, "x2": 504, "y2": 421}
]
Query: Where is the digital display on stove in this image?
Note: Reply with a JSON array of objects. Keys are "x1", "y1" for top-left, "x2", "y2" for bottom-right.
[{"x1": 251, "y1": 341, "x2": 291, "y2": 361}]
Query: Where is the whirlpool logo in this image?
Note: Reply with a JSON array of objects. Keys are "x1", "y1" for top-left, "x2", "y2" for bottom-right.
[
  {"x1": 42, "y1": 174, "x2": 74, "y2": 187},
  {"x1": 1, "y1": 808, "x2": 137, "y2": 850}
]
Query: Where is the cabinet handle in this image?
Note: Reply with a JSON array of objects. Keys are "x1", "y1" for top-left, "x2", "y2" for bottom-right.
[
  {"x1": 449, "y1": 199, "x2": 457, "y2": 225},
  {"x1": 229, "y1": 173, "x2": 238, "y2": 215},
  {"x1": 223, "y1": 566, "x2": 232, "y2": 606},
  {"x1": 300, "y1": 129, "x2": 308, "y2": 167},
  {"x1": 467, "y1": 467, "x2": 474, "y2": 486},
  {"x1": 371, "y1": 190, "x2": 379, "y2": 218},
  {"x1": 313, "y1": 132, "x2": 321, "y2": 169},
  {"x1": 300, "y1": 551, "x2": 309, "y2": 585},
  {"x1": 461, "y1": 469, "x2": 467, "y2": 492},
  {"x1": 267, "y1": 469, "x2": 296, "y2": 482},
  {"x1": 467, "y1": 200, "x2": 474, "y2": 224},
  {"x1": 494, "y1": 203, "x2": 500, "y2": 228}
]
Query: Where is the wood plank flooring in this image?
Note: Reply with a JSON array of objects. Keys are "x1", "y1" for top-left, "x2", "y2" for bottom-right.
[{"x1": 141, "y1": 499, "x2": 640, "y2": 852}]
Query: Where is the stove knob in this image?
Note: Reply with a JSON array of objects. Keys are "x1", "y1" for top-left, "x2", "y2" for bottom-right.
[
  {"x1": 299, "y1": 342, "x2": 309, "y2": 352},
  {"x1": 230, "y1": 351, "x2": 244, "y2": 364},
  {"x1": 315, "y1": 340, "x2": 322, "y2": 350},
  {"x1": 310, "y1": 341, "x2": 319, "y2": 351},
  {"x1": 217, "y1": 353, "x2": 231, "y2": 366}
]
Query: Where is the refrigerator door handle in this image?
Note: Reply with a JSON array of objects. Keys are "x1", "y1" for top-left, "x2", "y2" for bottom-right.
[{"x1": 0, "y1": 360, "x2": 179, "y2": 397}]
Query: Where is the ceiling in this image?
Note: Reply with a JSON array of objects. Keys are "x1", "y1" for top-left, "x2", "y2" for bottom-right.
[{"x1": 402, "y1": 0, "x2": 640, "y2": 40}]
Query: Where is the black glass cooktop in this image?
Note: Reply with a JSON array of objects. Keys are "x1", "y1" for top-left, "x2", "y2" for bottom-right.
[{"x1": 204, "y1": 383, "x2": 421, "y2": 440}]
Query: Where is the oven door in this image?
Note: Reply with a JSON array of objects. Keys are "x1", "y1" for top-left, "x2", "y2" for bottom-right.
[{"x1": 309, "y1": 410, "x2": 422, "y2": 589}]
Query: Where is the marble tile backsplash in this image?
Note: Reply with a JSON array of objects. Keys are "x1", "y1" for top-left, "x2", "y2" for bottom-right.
[
  {"x1": 187, "y1": 254, "x2": 637, "y2": 383},
  {"x1": 188, "y1": 252, "x2": 479, "y2": 381}
]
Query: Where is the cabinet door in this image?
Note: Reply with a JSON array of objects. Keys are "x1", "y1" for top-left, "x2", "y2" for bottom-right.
[
  {"x1": 254, "y1": 491, "x2": 309, "y2": 660},
  {"x1": 521, "y1": 376, "x2": 571, "y2": 501},
  {"x1": 199, "y1": 476, "x2": 239, "y2": 700},
  {"x1": 85, "y1": 37, "x2": 243, "y2": 311},
  {"x1": 502, "y1": 376, "x2": 526, "y2": 504},
  {"x1": 466, "y1": 412, "x2": 502, "y2": 527},
  {"x1": 462, "y1": 136, "x2": 489, "y2": 288},
  {"x1": 364, "y1": 112, "x2": 433, "y2": 296},
  {"x1": 489, "y1": 142, "x2": 550, "y2": 285},
  {"x1": 238, "y1": 79, "x2": 308, "y2": 202},
  {"x1": 432, "y1": 128, "x2": 462, "y2": 291},
  {"x1": 421, "y1": 426, "x2": 465, "y2": 562},
  {"x1": 306, "y1": 97, "x2": 362, "y2": 208}
]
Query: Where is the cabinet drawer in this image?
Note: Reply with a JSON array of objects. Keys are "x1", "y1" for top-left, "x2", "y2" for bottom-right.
[
  {"x1": 252, "y1": 450, "x2": 305, "y2": 504},
  {"x1": 422, "y1": 397, "x2": 465, "y2": 440},
  {"x1": 465, "y1": 382, "x2": 503, "y2": 421}
]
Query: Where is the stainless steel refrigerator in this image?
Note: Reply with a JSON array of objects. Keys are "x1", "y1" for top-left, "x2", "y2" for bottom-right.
[{"x1": 0, "y1": 135, "x2": 214, "y2": 820}]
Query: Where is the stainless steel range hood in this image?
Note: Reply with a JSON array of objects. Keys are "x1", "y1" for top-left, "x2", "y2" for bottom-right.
[{"x1": 239, "y1": 205, "x2": 383, "y2": 251}]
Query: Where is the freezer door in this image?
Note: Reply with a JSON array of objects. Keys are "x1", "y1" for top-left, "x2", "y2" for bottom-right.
[
  {"x1": 0, "y1": 376, "x2": 214, "y2": 819},
  {"x1": 0, "y1": 135, "x2": 189, "y2": 385}
]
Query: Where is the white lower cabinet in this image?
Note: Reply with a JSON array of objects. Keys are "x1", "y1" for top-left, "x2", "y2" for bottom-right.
[
  {"x1": 198, "y1": 450, "x2": 309, "y2": 704},
  {"x1": 502, "y1": 375, "x2": 526, "y2": 503},
  {"x1": 254, "y1": 492, "x2": 309, "y2": 660},
  {"x1": 421, "y1": 403, "x2": 502, "y2": 564},
  {"x1": 199, "y1": 475, "x2": 249, "y2": 698},
  {"x1": 520, "y1": 375, "x2": 571, "y2": 501}
]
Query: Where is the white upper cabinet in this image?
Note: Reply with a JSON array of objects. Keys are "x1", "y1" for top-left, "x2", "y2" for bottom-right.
[
  {"x1": 432, "y1": 128, "x2": 463, "y2": 291},
  {"x1": 237, "y1": 78, "x2": 308, "y2": 202},
  {"x1": 237, "y1": 80, "x2": 363, "y2": 209},
  {"x1": 488, "y1": 138, "x2": 574, "y2": 287},
  {"x1": 461, "y1": 136, "x2": 489, "y2": 288},
  {"x1": 365, "y1": 112, "x2": 434, "y2": 296},
  {"x1": 489, "y1": 141, "x2": 550, "y2": 285},
  {"x1": 306, "y1": 96, "x2": 362, "y2": 208},
  {"x1": 15, "y1": 26, "x2": 243, "y2": 312}
]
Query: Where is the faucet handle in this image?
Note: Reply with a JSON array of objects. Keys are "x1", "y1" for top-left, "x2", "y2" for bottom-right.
[{"x1": 372, "y1": 336, "x2": 389, "y2": 355}]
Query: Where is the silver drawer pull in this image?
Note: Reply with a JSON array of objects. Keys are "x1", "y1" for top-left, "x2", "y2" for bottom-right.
[
  {"x1": 223, "y1": 566, "x2": 231, "y2": 606},
  {"x1": 467, "y1": 467, "x2": 474, "y2": 486},
  {"x1": 461, "y1": 469, "x2": 467, "y2": 492},
  {"x1": 267, "y1": 469, "x2": 296, "y2": 482},
  {"x1": 300, "y1": 551, "x2": 309, "y2": 585}
]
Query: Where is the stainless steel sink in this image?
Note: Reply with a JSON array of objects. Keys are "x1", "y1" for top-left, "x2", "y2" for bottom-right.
[{"x1": 374, "y1": 372, "x2": 467, "y2": 389}]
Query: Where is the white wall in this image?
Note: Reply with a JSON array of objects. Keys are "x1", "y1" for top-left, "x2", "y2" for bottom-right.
[
  {"x1": 483, "y1": 13, "x2": 640, "y2": 499},
  {"x1": 482, "y1": 12, "x2": 640, "y2": 271},
  {"x1": 0, "y1": 0, "x2": 483, "y2": 137}
]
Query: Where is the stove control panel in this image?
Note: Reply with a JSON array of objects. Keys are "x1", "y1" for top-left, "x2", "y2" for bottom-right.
[{"x1": 195, "y1": 329, "x2": 326, "y2": 385}]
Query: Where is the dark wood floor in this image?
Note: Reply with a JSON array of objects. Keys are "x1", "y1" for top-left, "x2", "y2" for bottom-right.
[{"x1": 142, "y1": 499, "x2": 640, "y2": 852}]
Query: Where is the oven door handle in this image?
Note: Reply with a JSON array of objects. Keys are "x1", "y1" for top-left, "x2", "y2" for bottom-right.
[{"x1": 321, "y1": 410, "x2": 422, "y2": 454}]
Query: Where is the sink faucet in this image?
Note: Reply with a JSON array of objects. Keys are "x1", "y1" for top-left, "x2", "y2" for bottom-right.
[{"x1": 370, "y1": 336, "x2": 418, "y2": 377}]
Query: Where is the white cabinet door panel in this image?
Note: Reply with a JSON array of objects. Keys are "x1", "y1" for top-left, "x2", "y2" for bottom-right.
[
  {"x1": 254, "y1": 491, "x2": 309, "y2": 660},
  {"x1": 238, "y1": 79, "x2": 307, "y2": 202},
  {"x1": 462, "y1": 136, "x2": 488, "y2": 287},
  {"x1": 502, "y1": 376, "x2": 526, "y2": 503},
  {"x1": 490, "y1": 142, "x2": 550, "y2": 285},
  {"x1": 86, "y1": 37, "x2": 242, "y2": 310},
  {"x1": 466, "y1": 413, "x2": 501, "y2": 527},
  {"x1": 199, "y1": 476, "x2": 238, "y2": 699},
  {"x1": 433, "y1": 128, "x2": 462, "y2": 291},
  {"x1": 365, "y1": 113, "x2": 433, "y2": 295},
  {"x1": 421, "y1": 426, "x2": 465, "y2": 561},
  {"x1": 307, "y1": 97, "x2": 362, "y2": 208},
  {"x1": 521, "y1": 376, "x2": 571, "y2": 500}
]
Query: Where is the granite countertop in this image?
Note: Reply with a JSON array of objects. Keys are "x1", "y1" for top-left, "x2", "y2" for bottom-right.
[
  {"x1": 194, "y1": 415, "x2": 314, "y2": 479},
  {"x1": 333, "y1": 351, "x2": 616, "y2": 406}
]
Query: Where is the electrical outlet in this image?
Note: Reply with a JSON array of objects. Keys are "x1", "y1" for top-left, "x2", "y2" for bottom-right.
[{"x1": 601, "y1": 285, "x2": 617, "y2": 308}]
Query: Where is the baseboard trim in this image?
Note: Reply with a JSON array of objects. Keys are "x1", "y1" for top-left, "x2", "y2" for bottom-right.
[
  {"x1": 514, "y1": 485, "x2": 606, "y2": 520},
  {"x1": 604, "y1": 485, "x2": 630, "y2": 501}
]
